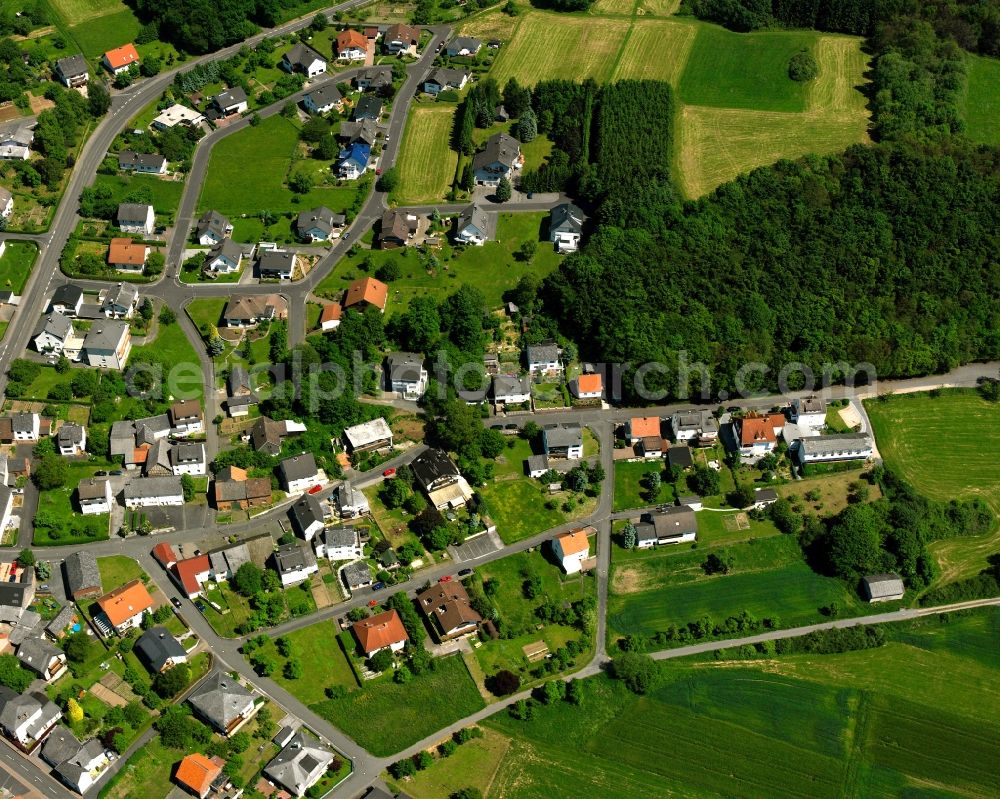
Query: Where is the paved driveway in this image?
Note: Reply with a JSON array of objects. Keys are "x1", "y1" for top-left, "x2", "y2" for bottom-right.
[{"x1": 449, "y1": 529, "x2": 502, "y2": 562}]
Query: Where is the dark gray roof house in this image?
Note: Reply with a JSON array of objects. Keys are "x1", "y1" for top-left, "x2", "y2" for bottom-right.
[
  {"x1": 0, "y1": 563, "x2": 34, "y2": 609},
  {"x1": 50, "y1": 284, "x2": 83, "y2": 311},
  {"x1": 353, "y1": 95, "x2": 383, "y2": 121},
  {"x1": 454, "y1": 203, "x2": 495, "y2": 243},
  {"x1": 282, "y1": 42, "x2": 327, "y2": 74},
  {"x1": 338, "y1": 118, "x2": 378, "y2": 146},
  {"x1": 54, "y1": 54, "x2": 88, "y2": 85},
  {"x1": 342, "y1": 560, "x2": 373, "y2": 590},
  {"x1": 279, "y1": 453, "x2": 319, "y2": 485},
  {"x1": 472, "y1": 132, "x2": 521, "y2": 174},
  {"x1": 41, "y1": 726, "x2": 82, "y2": 768},
  {"x1": 118, "y1": 150, "x2": 167, "y2": 172},
  {"x1": 187, "y1": 672, "x2": 256, "y2": 735},
  {"x1": 196, "y1": 210, "x2": 232, "y2": 242},
  {"x1": 289, "y1": 493, "x2": 325, "y2": 537},
  {"x1": 258, "y1": 249, "x2": 296, "y2": 279},
  {"x1": 386, "y1": 351, "x2": 423, "y2": 386},
  {"x1": 667, "y1": 445, "x2": 694, "y2": 469},
  {"x1": 296, "y1": 206, "x2": 344, "y2": 240},
  {"x1": 63, "y1": 551, "x2": 102, "y2": 599},
  {"x1": 273, "y1": 542, "x2": 317, "y2": 577},
  {"x1": 263, "y1": 730, "x2": 335, "y2": 798},
  {"x1": 211, "y1": 86, "x2": 247, "y2": 112},
  {"x1": 135, "y1": 627, "x2": 187, "y2": 672},
  {"x1": 861, "y1": 573, "x2": 905, "y2": 602},
  {"x1": 445, "y1": 36, "x2": 482, "y2": 56},
  {"x1": 0, "y1": 687, "x2": 60, "y2": 746},
  {"x1": 411, "y1": 448, "x2": 461, "y2": 493},
  {"x1": 16, "y1": 637, "x2": 63, "y2": 677},
  {"x1": 526, "y1": 341, "x2": 560, "y2": 366},
  {"x1": 549, "y1": 202, "x2": 584, "y2": 235}
]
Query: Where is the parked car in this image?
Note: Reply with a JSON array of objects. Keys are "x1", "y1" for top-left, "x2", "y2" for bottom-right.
[
  {"x1": 371, "y1": 581, "x2": 385, "y2": 591},
  {"x1": 307, "y1": 484, "x2": 323, "y2": 494},
  {"x1": 438, "y1": 575, "x2": 453, "y2": 583},
  {"x1": 94, "y1": 470, "x2": 108, "y2": 476},
  {"x1": 368, "y1": 599, "x2": 378, "y2": 607},
  {"x1": 171, "y1": 597, "x2": 182, "y2": 608},
  {"x1": 382, "y1": 467, "x2": 396, "y2": 477},
  {"x1": 458, "y1": 568, "x2": 473, "y2": 577},
  {"x1": 110, "y1": 470, "x2": 123, "y2": 476}
]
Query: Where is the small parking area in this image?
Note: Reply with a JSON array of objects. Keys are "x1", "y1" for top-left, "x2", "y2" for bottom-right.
[{"x1": 449, "y1": 530, "x2": 503, "y2": 562}]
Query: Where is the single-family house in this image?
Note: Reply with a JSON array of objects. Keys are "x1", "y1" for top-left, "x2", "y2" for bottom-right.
[
  {"x1": 51, "y1": 737, "x2": 110, "y2": 793},
  {"x1": 667, "y1": 445, "x2": 694, "y2": 471},
  {"x1": 250, "y1": 417, "x2": 297, "y2": 454},
  {"x1": 102, "y1": 43, "x2": 139, "y2": 75},
  {"x1": 118, "y1": 150, "x2": 167, "y2": 174},
  {"x1": 116, "y1": 203, "x2": 155, "y2": 236},
  {"x1": 303, "y1": 84, "x2": 344, "y2": 115},
  {"x1": 0, "y1": 560, "x2": 33, "y2": 609},
  {"x1": 386, "y1": 352, "x2": 427, "y2": 399},
  {"x1": 175, "y1": 753, "x2": 224, "y2": 799},
  {"x1": 107, "y1": 237, "x2": 149, "y2": 272},
  {"x1": 77, "y1": 477, "x2": 113, "y2": 516},
  {"x1": 94, "y1": 580, "x2": 154, "y2": 634},
  {"x1": 63, "y1": 552, "x2": 102, "y2": 599},
  {"x1": 454, "y1": 203, "x2": 495, "y2": 246},
  {"x1": 492, "y1": 373, "x2": 532, "y2": 405},
  {"x1": 335, "y1": 480, "x2": 370, "y2": 518},
  {"x1": 171, "y1": 442, "x2": 207, "y2": 476},
  {"x1": 319, "y1": 302, "x2": 342, "y2": 330},
  {"x1": 296, "y1": 206, "x2": 344, "y2": 242},
  {"x1": 279, "y1": 453, "x2": 321, "y2": 494},
  {"x1": 195, "y1": 210, "x2": 233, "y2": 246},
  {"x1": 543, "y1": 423, "x2": 583, "y2": 459},
  {"x1": 210, "y1": 86, "x2": 248, "y2": 116},
  {"x1": 416, "y1": 582, "x2": 481, "y2": 641},
  {"x1": 222, "y1": 294, "x2": 288, "y2": 328},
  {"x1": 526, "y1": 341, "x2": 562, "y2": 377},
  {"x1": 83, "y1": 320, "x2": 132, "y2": 369},
  {"x1": 264, "y1": 730, "x2": 335, "y2": 798},
  {"x1": 135, "y1": 627, "x2": 187, "y2": 672},
  {"x1": 289, "y1": 493, "x2": 326, "y2": 542},
  {"x1": 445, "y1": 37, "x2": 482, "y2": 57},
  {"x1": 54, "y1": 54, "x2": 88, "y2": 87},
  {"x1": 273, "y1": 542, "x2": 319, "y2": 587},
  {"x1": 472, "y1": 133, "x2": 522, "y2": 186},
  {"x1": 314, "y1": 526, "x2": 362, "y2": 561},
  {"x1": 258, "y1": 250, "x2": 296, "y2": 280},
  {"x1": 33, "y1": 313, "x2": 74, "y2": 354},
  {"x1": 354, "y1": 66, "x2": 393, "y2": 92},
  {"x1": 343, "y1": 418, "x2": 394, "y2": 453},
  {"x1": 553, "y1": 529, "x2": 590, "y2": 574},
  {"x1": 423, "y1": 67, "x2": 469, "y2": 95},
  {"x1": 378, "y1": 208, "x2": 418, "y2": 249},
  {"x1": 0, "y1": 688, "x2": 61, "y2": 751},
  {"x1": 637, "y1": 506, "x2": 698, "y2": 548},
  {"x1": 750, "y1": 487, "x2": 779, "y2": 510},
  {"x1": 861, "y1": 573, "x2": 905, "y2": 603},
  {"x1": 344, "y1": 275, "x2": 388, "y2": 312},
  {"x1": 0, "y1": 412, "x2": 42, "y2": 442},
  {"x1": 352, "y1": 609, "x2": 408, "y2": 655},
  {"x1": 101, "y1": 282, "x2": 140, "y2": 319},
  {"x1": 282, "y1": 42, "x2": 327, "y2": 77},
  {"x1": 569, "y1": 372, "x2": 602, "y2": 400},
  {"x1": 213, "y1": 471, "x2": 271, "y2": 511},
  {"x1": 170, "y1": 399, "x2": 204, "y2": 436},
  {"x1": 56, "y1": 423, "x2": 86, "y2": 456},
  {"x1": 639, "y1": 435, "x2": 663, "y2": 458},
  {"x1": 670, "y1": 409, "x2": 719, "y2": 445},
  {"x1": 798, "y1": 433, "x2": 873, "y2": 463},
  {"x1": 0, "y1": 124, "x2": 32, "y2": 161},
  {"x1": 336, "y1": 29, "x2": 368, "y2": 60},
  {"x1": 526, "y1": 454, "x2": 549, "y2": 478},
  {"x1": 50, "y1": 284, "x2": 83, "y2": 316},
  {"x1": 736, "y1": 413, "x2": 786, "y2": 458},
  {"x1": 549, "y1": 202, "x2": 585, "y2": 253},
  {"x1": 337, "y1": 141, "x2": 371, "y2": 179},
  {"x1": 16, "y1": 637, "x2": 67, "y2": 682},
  {"x1": 187, "y1": 673, "x2": 257, "y2": 736},
  {"x1": 384, "y1": 23, "x2": 420, "y2": 55},
  {"x1": 353, "y1": 95, "x2": 383, "y2": 121},
  {"x1": 151, "y1": 104, "x2": 205, "y2": 130},
  {"x1": 790, "y1": 396, "x2": 828, "y2": 431},
  {"x1": 342, "y1": 560, "x2": 373, "y2": 591},
  {"x1": 204, "y1": 239, "x2": 245, "y2": 275},
  {"x1": 412, "y1": 448, "x2": 473, "y2": 509},
  {"x1": 123, "y1": 475, "x2": 184, "y2": 508}
]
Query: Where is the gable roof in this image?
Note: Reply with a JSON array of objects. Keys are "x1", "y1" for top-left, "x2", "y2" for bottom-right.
[
  {"x1": 174, "y1": 554, "x2": 210, "y2": 595},
  {"x1": 297, "y1": 206, "x2": 342, "y2": 237},
  {"x1": 550, "y1": 202, "x2": 584, "y2": 233},
  {"x1": 284, "y1": 42, "x2": 326, "y2": 69},
  {"x1": 526, "y1": 341, "x2": 559, "y2": 364},
  {"x1": 472, "y1": 132, "x2": 521, "y2": 171},
  {"x1": 555, "y1": 529, "x2": 589, "y2": 556},
  {"x1": 411, "y1": 448, "x2": 460, "y2": 490},
  {"x1": 862, "y1": 573, "x2": 905, "y2": 598},
  {"x1": 629, "y1": 416, "x2": 661, "y2": 439},
  {"x1": 344, "y1": 276, "x2": 387, "y2": 310},
  {"x1": 575, "y1": 373, "x2": 602, "y2": 393},
  {"x1": 279, "y1": 453, "x2": 319, "y2": 482},
  {"x1": 55, "y1": 54, "x2": 87, "y2": 78},
  {"x1": 51, "y1": 284, "x2": 83, "y2": 308},
  {"x1": 96, "y1": 580, "x2": 153, "y2": 627},
  {"x1": 338, "y1": 118, "x2": 378, "y2": 145},
  {"x1": 258, "y1": 250, "x2": 296, "y2": 274},
  {"x1": 426, "y1": 67, "x2": 468, "y2": 88},
  {"x1": 123, "y1": 475, "x2": 183, "y2": 500},
  {"x1": 63, "y1": 551, "x2": 101, "y2": 595},
  {"x1": 289, "y1": 493, "x2": 325, "y2": 533},
  {"x1": 304, "y1": 83, "x2": 343, "y2": 110},
  {"x1": 456, "y1": 204, "x2": 494, "y2": 239},
  {"x1": 352, "y1": 608, "x2": 408, "y2": 653},
  {"x1": 213, "y1": 86, "x2": 247, "y2": 108},
  {"x1": 386, "y1": 23, "x2": 420, "y2": 44},
  {"x1": 118, "y1": 150, "x2": 166, "y2": 170},
  {"x1": 175, "y1": 753, "x2": 222, "y2": 795},
  {"x1": 135, "y1": 627, "x2": 186, "y2": 671},
  {"x1": 353, "y1": 95, "x2": 383, "y2": 120},
  {"x1": 337, "y1": 29, "x2": 368, "y2": 51},
  {"x1": 16, "y1": 637, "x2": 63, "y2": 675},
  {"x1": 104, "y1": 44, "x2": 139, "y2": 70},
  {"x1": 739, "y1": 413, "x2": 784, "y2": 446},
  {"x1": 196, "y1": 210, "x2": 231, "y2": 240},
  {"x1": 647, "y1": 506, "x2": 698, "y2": 539},
  {"x1": 319, "y1": 303, "x2": 341, "y2": 325}
]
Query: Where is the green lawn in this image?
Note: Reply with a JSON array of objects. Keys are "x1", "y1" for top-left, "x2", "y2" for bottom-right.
[
  {"x1": 251, "y1": 622, "x2": 359, "y2": 704},
  {"x1": 678, "y1": 26, "x2": 816, "y2": 112},
  {"x1": 316, "y1": 212, "x2": 563, "y2": 312},
  {"x1": 608, "y1": 518, "x2": 863, "y2": 641},
  {"x1": 0, "y1": 241, "x2": 38, "y2": 293},
  {"x1": 472, "y1": 124, "x2": 553, "y2": 172},
  {"x1": 471, "y1": 608, "x2": 1000, "y2": 799},
  {"x1": 129, "y1": 321, "x2": 204, "y2": 401},
  {"x1": 97, "y1": 556, "x2": 147, "y2": 591},
  {"x1": 310, "y1": 653, "x2": 485, "y2": 757},
  {"x1": 98, "y1": 736, "x2": 179, "y2": 799},
  {"x1": 185, "y1": 298, "x2": 227, "y2": 333},
  {"x1": 92, "y1": 173, "x2": 185, "y2": 225},
  {"x1": 613, "y1": 459, "x2": 670, "y2": 511},
  {"x1": 395, "y1": 104, "x2": 459, "y2": 204},
  {"x1": 962, "y1": 53, "x2": 1000, "y2": 146},
  {"x1": 34, "y1": 461, "x2": 111, "y2": 546},
  {"x1": 198, "y1": 114, "x2": 358, "y2": 221}
]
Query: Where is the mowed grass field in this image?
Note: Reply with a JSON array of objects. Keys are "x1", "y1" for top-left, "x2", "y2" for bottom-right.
[
  {"x1": 487, "y1": 13, "x2": 631, "y2": 86},
  {"x1": 50, "y1": 0, "x2": 128, "y2": 25},
  {"x1": 395, "y1": 105, "x2": 459, "y2": 204},
  {"x1": 612, "y1": 20, "x2": 697, "y2": 85},
  {"x1": 963, "y1": 53, "x2": 1000, "y2": 145},
  {"x1": 864, "y1": 389, "x2": 1000, "y2": 585},
  {"x1": 399, "y1": 607, "x2": 1000, "y2": 798},
  {"x1": 676, "y1": 35, "x2": 871, "y2": 197}
]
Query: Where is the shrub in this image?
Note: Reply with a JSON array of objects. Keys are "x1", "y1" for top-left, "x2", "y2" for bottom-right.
[{"x1": 788, "y1": 50, "x2": 819, "y2": 82}]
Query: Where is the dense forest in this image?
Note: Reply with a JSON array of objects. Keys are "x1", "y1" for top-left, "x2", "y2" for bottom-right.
[{"x1": 683, "y1": 0, "x2": 999, "y2": 55}]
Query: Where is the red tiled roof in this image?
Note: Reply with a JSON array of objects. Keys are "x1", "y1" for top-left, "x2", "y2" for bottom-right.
[
  {"x1": 337, "y1": 29, "x2": 367, "y2": 52},
  {"x1": 629, "y1": 416, "x2": 660, "y2": 439},
  {"x1": 96, "y1": 580, "x2": 153, "y2": 627},
  {"x1": 320, "y1": 303, "x2": 342, "y2": 324},
  {"x1": 576, "y1": 373, "x2": 602, "y2": 393},
  {"x1": 739, "y1": 413, "x2": 784, "y2": 446},
  {"x1": 352, "y1": 609, "x2": 408, "y2": 654},
  {"x1": 152, "y1": 543, "x2": 175, "y2": 567},
  {"x1": 344, "y1": 276, "x2": 387, "y2": 310},
  {"x1": 175, "y1": 753, "x2": 222, "y2": 796},
  {"x1": 104, "y1": 44, "x2": 140, "y2": 70},
  {"x1": 173, "y1": 555, "x2": 211, "y2": 596},
  {"x1": 555, "y1": 529, "x2": 590, "y2": 556},
  {"x1": 108, "y1": 238, "x2": 147, "y2": 266}
]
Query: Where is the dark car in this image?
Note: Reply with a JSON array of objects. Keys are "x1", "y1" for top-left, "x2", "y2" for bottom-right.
[
  {"x1": 94, "y1": 470, "x2": 108, "y2": 476},
  {"x1": 458, "y1": 568, "x2": 473, "y2": 577},
  {"x1": 171, "y1": 597, "x2": 182, "y2": 608},
  {"x1": 110, "y1": 470, "x2": 123, "y2": 476},
  {"x1": 371, "y1": 581, "x2": 386, "y2": 591}
]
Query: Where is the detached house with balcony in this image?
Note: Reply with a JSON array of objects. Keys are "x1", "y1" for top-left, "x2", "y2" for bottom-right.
[
  {"x1": 386, "y1": 352, "x2": 427, "y2": 399},
  {"x1": 472, "y1": 133, "x2": 522, "y2": 186}
]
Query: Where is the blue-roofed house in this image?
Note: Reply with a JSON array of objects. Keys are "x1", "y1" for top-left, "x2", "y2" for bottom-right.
[{"x1": 338, "y1": 142, "x2": 371, "y2": 180}]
